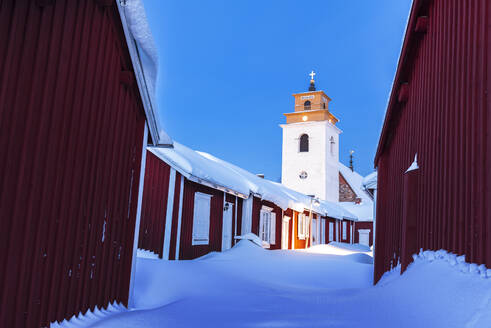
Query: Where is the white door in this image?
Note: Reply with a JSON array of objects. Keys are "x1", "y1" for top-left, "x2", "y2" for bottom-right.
[
  {"x1": 281, "y1": 216, "x2": 290, "y2": 249},
  {"x1": 358, "y1": 229, "x2": 370, "y2": 246},
  {"x1": 312, "y1": 218, "x2": 318, "y2": 245},
  {"x1": 329, "y1": 222, "x2": 334, "y2": 242},
  {"x1": 321, "y1": 220, "x2": 326, "y2": 244},
  {"x1": 222, "y1": 202, "x2": 233, "y2": 251}
]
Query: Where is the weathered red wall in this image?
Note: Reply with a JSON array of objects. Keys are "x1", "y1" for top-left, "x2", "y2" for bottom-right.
[
  {"x1": 251, "y1": 197, "x2": 283, "y2": 250},
  {"x1": 354, "y1": 222, "x2": 374, "y2": 246},
  {"x1": 138, "y1": 152, "x2": 171, "y2": 258},
  {"x1": 0, "y1": 1, "x2": 147, "y2": 327},
  {"x1": 235, "y1": 198, "x2": 243, "y2": 240},
  {"x1": 339, "y1": 220, "x2": 352, "y2": 243},
  {"x1": 168, "y1": 172, "x2": 182, "y2": 260},
  {"x1": 324, "y1": 217, "x2": 337, "y2": 243},
  {"x1": 284, "y1": 208, "x2": 294, "y2": 250},
  {"x1": 179, "y1": 180, "x2": 224, "y2": 259},
  {"x1": 374, "y1": 0, "x2": 491, "y2": 283}
]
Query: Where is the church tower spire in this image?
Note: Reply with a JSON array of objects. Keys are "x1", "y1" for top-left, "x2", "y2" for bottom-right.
[
  {"x1": 280, "y1": 72, "x2": 341, "y2": 202},
  {"x1": 308, "y1": 70, "x2": 316, "y2": 91}
]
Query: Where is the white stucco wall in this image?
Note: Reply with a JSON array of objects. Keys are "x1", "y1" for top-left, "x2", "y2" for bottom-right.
[{"x1": 280, "y1": 121, "x2": 341, "y2": 202}]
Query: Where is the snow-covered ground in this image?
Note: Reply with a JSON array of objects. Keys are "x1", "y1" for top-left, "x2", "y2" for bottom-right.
[{"x1": 54, "y1": 242, "x2": 491, "y2": 328}]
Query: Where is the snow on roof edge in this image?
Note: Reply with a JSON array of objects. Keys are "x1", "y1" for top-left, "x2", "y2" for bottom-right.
[{"x1": 117, "y1": 0, "x2": 172, "y2": 146}]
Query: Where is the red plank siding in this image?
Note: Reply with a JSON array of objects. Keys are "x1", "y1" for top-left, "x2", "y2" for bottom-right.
[
  {"x1": 0, "y1": 1, "x2": 147, "y2": 327},
  {"x1": 353, "y1": 221, "x2": 374, "y2": 246},
  {"x1": 374, "y1": 0, "x2": 490, "y2": 283},
  {"x1": 168, "y1": 172, "x2": 182, "y2": 260},
  {"x1": 251, "y1": 197, "x2": 283, "y2": 250},
  {"x1": 138, "y1": 152, "x2": 171, "y2": 258},
  {"x1": 179, "y1": 180, "x2": 224, "y2": 259}
]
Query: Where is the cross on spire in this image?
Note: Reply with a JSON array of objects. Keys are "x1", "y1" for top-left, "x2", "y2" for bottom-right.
[{"x1": 309, "y1": 70, "x2": 316, "y2": 81}]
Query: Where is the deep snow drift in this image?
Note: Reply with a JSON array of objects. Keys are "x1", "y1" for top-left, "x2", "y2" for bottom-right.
[{"x1": 54, "y1": 242, "x2": 491, "y2": 328}]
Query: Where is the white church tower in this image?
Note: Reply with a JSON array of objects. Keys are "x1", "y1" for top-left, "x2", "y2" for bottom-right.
[{"x1": 280, "y1": 71, "x2": 341, "y2": 203}]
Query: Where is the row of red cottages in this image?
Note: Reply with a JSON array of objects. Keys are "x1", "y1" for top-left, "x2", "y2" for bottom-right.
[{"x1": 138, "y1": 148, "x2": 373, "y2": 260}]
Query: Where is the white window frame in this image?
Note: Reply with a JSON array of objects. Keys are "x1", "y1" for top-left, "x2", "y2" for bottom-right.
[
  {"x1": 281, "y1": 216, "x2": 291, "y2": 249},
  {"x1": 329, "y1": 222, "x2": 334, "y2": 242},
  {"x1": 192, "y1": 192, "x2": 212, "y2": 245},
  {"x1": 259, "y1": 206, "x2": 276, "y2": 245},
  {"x1": 342, "y1": 221, "x2": 347, "y2": 240},
  {"x1": 298, "y1": 213, "x2": 306, "y2": 240}
]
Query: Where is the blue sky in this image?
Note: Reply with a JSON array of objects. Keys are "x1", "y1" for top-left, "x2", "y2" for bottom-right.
[{"x1": 143, "y1": 0, "x2": 412, "y2": 180}]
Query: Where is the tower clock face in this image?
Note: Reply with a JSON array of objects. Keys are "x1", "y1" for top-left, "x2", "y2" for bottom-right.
[{"x1": 299, "y1": 171, "x2": 308, "y2": 179}]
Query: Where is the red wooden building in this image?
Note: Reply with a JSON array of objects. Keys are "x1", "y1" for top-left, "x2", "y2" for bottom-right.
[
  {"x1": 374, "y1": 0, "x2": 491, "y2": 283},
  {"x1": 139, "y1": 143, "x2": 362, "y2": 260},
  {"x1": 0, "y1": 1, "x2": 170, "y2": 327},
  {"x1": 138, "y1": 145, "x2": 249, "y2": 260}
]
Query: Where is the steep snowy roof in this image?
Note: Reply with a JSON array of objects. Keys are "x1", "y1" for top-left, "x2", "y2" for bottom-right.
[
  {"x1": 362, "y1": 171, "x2": 377, "y2": 190},
  {"x1": 338, "y1": 202, "x2": 373, "y2": 222},
  {"x1": 149, "y1": 142, "x2": 359, "y2": 220},
  {"x1": 117, "y1": 0, "x2": 172, "y2": 146},
  {"x1": 197, "y1": 152, "x2": 357, "y2": 220},
  {"x1": 148, "y1": 143, "x2": 251, "y2": 198},
  {"x1": 338, "y1": 163, "x2": 373, "y2": 204}
]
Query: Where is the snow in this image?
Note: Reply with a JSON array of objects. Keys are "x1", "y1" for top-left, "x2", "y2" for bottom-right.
[
  {"x1": 136, "y1": 249, "x2": 160, "y2": 259},
  {"x1": 121, "y1": 0, "x2": 172, "y2": 145},
  {"x1": 339, "y1": 201, "x2": 374, "y2": 221},
  {"x1": 405, "y1": 153, "x2": 419, "y2": 172},
  {"x1": 199, "y1": 150, "x2": 355, "y2": 220},
  {"x1": 53, "y1": 244, "x2": 491, "y2": 328},
  {"x1": 362, "y1": 171, "x2": 378, "y2": 190},
  {"x1": 234, "y1": 233, "x2": 265, "y2": 248},
  {"x1": 150, "y1": 142, "x2": 356, "y2": 220},
  {"x1": 149, "y1": 142, "x2": 252, "y2": 197},
  {"x1": 338, "y1": 162, "x2": 373, "y2": 204}
]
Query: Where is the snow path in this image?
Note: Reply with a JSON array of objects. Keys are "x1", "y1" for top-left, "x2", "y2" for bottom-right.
[{"x1": 57, "y1": 242, "x2": 491, "y2": 328}]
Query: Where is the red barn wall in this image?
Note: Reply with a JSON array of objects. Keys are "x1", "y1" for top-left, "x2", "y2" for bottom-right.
[
  {"x1": 284, "y1": 209, "x2": 294, "y2": 250},
  {"x1": 235, "y1": 197, "x2": 244, "y2": 240},
  {"x1": 354, "y1": 222, "x2": 374, "y2": 246},
  {"x1": 374, "y1": 0, "x2": 491, "y2": 283},
  {"x1": 251, "y1": 197, "x2": 283, "y2": 250},
  {"x1": 0, "y1": 1, "x2": 147, "y2": 327},
  {"x1": 324, "y1": 217, "x2": 337, "y2": 243},
  {"x1": 138, "y1": 152, "x2": 171, "y2": 258},
  {"x1": 168, "y1": 172, "x2": 183, "y2": 260},
  {"x1": 179, "y1": 180, "x2": 225, "y2": 259}
]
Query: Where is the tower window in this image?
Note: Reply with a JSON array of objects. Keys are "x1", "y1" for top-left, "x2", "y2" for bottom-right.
[
  {"x1": 299, "y1": 134, "x2": 309, "y2": 152},
  {"x1": 304, "y1": 101, "x2": 311, "y2": 111},
  {"x1": 330, "y1": 136, "x2": 335, "y2": 155}
]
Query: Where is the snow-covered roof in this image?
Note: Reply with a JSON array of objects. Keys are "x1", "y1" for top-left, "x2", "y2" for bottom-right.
[
  {"x1": 338, "y1": 202, "x2": 373, "y2": 222},
  {"x1": 198, "y1": 151, "x2": 356, "y2": 220},
  {"x1": 149, "y1": 143, "x2": 251, "y2": 198},
  {"x1": 117, "y1": 0, "x2": 172, "y2": 146},
  {"x1": 362, "y1": 171, "x2": 377, "y2": 190},
  {"x1": 148, "y1": 142, "x2": 357, "y2": 220},
  {"x1": 338, "y1": 163, "x2": 373, "y2": 204}
]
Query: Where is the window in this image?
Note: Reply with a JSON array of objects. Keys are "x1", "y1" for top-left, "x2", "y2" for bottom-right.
[
  {"x1": 299, "y1": 134, "x2": 309, "y2": 152},
  {"x1": 322, "y1": 103, "x2": 326, "y2": 109},
  {"x1": 330, "y1": 136, "x2": 335, "y2": 155},
  {"x1": 259, "y1": 206, "x2": 276, "y2": 245},
  {"x1": 192, "y1": 192, "x2": 212, "y2": 245},
  {"x1": 304, "y1": 100, "x2": 311, "y2": 110},
  {"x1": 342, "y1": 221, "x2": 347, "y2": 240},
  {"x1": 298, "y1": 214, "x2": 307, "y2": 240}
]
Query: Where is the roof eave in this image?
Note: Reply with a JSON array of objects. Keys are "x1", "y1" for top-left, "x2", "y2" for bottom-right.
[
  {"x1": 116, "y1": 1, "x2": 171, "y2": 146},
  {"x1": 374, "y1": 0, "x2": 421, "y2": 166}
]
